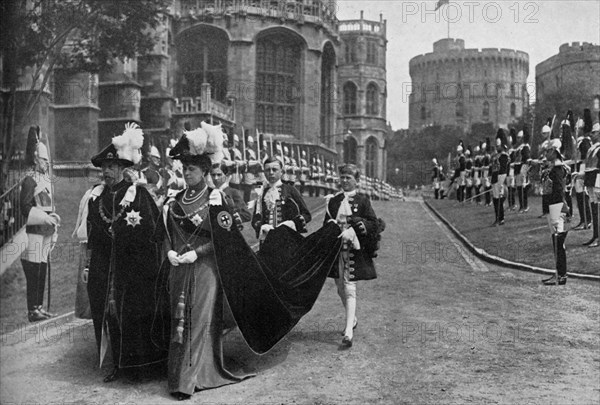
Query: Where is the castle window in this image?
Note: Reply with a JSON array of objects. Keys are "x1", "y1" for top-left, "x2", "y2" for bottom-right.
[
  {"x1": 366, "y1": 83, "x2": 379, "y2": 115},
  {"x1": 365, "y1": 137, "x2": 379, "y2": 178},
  {"x1": 510, "y1": 84, "x2": 515, "y2": 97},
  {"x1": 482, "y1": 101, "x2": 489, "y2": 118},
  {"x1": 256, "y1": 31, "x2": 302, "y2": 135},
  {"x1": 366, "y1": 40, "x2": 378, "y2": 64},
  {"x1": 511, "y1": 70, "x2": 514, "y2": 80},
  {"x1": 555, "y1": 74, "x2": 560, "y2": 88},
  {"x1": 510, "y1": 102, "x2": 516, "y2": 117},
  {"x1": 177, "y1": 26, "x2": 229, "y2": 102},
  {"x1": 345, "y1": 39, "x2": 356, "y2": 63},
  {"x1": 343, "y1": 82, "x2": 357, "y2": 115}
]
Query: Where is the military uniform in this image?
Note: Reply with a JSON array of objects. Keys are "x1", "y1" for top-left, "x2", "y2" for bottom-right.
[
  {"x1": 582, "y1": 130, "x2": 600, "y2": 247},
  {"x1": 541, "y1": 139, "x2": 570, "y2": 285},
  {"x1": 431, "y1": 158, "x2": 440, "y2": 199},
  {"x1": 491, "y1": 130, "x2": 509, "y2": 225},
  {"x1": 19, "y1": 127, "x2": 58, "y2": 322}
]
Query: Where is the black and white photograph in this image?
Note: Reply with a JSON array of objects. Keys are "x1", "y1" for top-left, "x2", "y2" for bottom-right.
[{"x1": 1, "y1": 0, "x2": 599, "y2": 403}]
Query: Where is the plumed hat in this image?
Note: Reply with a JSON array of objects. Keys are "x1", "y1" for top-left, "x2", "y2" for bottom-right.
[
  {"x1": 432, "y1": 157, "x2": 438, "y2": 165},
  {"x1": 456, "y1": 140, "x2": 464, "y2": 153},
  {"x1": 25, "y1": 126, "x2": 49, "y2": 166},
  {"x1": 560, "y1": 124, "x2": 575, "y2": 160},
  {"x1": 583, "y1": 108, "x2": 593, "y2": 134},
  {"x1": 465, "y1": 145, "x2": 471, "y2": 156},
  {"x1": 150, "y1": 145, "x2": 161, "y2": 159},
  {"x1": 169, "y1": 121, "x2": 224, "y2": 166},
  {"x1": 91, "y1": 123, "x2": 144, "y2": 168},
  {"x1": 474, "y1": 142, "x2": 481, "y2": 153},
  {"x1": 546, "y1": 138, "x2": 563, "y2": 160},
  {"x1": 495, "y1": 128, "x2": 507, "y2": 149}
]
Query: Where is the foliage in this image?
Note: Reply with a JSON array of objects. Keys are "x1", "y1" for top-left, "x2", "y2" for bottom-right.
[{"x1": 0, "y1": 0, "x2": 169, "y2": 189}]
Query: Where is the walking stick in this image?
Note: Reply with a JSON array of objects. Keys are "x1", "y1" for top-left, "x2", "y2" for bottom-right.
[
  {"x1": 456, "y1": 187, "x2": 492, "y2": 204},
  {"x1": 553, "y1": 230, "x2": 559, "y2": 285}
]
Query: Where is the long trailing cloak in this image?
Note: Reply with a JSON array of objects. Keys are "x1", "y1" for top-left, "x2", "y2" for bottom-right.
[{"x1": 208, "y1": 204, "x2": 342, "y2": 354}]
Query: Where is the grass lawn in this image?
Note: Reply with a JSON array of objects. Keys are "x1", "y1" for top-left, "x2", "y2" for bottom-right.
[
  {"x1": 427, "y1": 195, "x2": 600, "y2": 276},
  {"x1": 1, "y1": 180, "x2": 326, "y2": 327}
]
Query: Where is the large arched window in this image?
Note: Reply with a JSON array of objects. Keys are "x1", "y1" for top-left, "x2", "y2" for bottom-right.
[
  {"x1": 510, "y1": 102, "x2": 516, "y2": 117},
  {"x1": 320, "y1": 43, "x2": 336, "y2": 146},
  {"x1": 344, "y1": 136, "x2": 358, "y2": 164},
  {"x1": 482, "y1": 101, "x2": 490, "y2": 118},
  {"x1": 176, "y1": 26, "x2": 229, "y2": 101},
  {"x1": 343, "y1": 82, "x2": 357, "y2": 115},
  {"x1": 255, "y1": 30, "x2": 303, "y2": 135},
  {"x1": 365, "y1": 137, "x2": 378, "y2": 178},
  {"x1": 366, "y1": 83, "x2": 379, "y2": 115}
]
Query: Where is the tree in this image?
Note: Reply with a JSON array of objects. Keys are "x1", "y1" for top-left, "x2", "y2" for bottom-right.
[{"x1": 0, "y1": 0, "x2": 170, "y2": 189}]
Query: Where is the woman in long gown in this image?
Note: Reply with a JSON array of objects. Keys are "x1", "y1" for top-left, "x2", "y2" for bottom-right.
[{"x1": 156, "y1": 127, "x2": 253, "y2": 400}]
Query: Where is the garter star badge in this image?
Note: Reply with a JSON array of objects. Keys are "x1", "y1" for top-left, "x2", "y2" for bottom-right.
[
  {"x1": 125, "y1": 210, "x2": 142, "y2": 227},
  {"x1": 217, "y1": 211, "x2": 233, "y2": 230},
  {"x1": 191, "y1": 214, "x2": 203, "y2": 226}
]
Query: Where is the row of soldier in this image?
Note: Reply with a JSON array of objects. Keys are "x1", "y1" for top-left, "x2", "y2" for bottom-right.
[
  {"x1": 133, "y1": 130, "x2": 397, "y2": 206},
  {"x1": 431, "y1": 107, "x2": 600, "y2": 284}
]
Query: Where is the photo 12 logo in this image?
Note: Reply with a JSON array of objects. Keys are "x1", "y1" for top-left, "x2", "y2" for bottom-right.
[{"x1": 401, "y1": 1, "x2": 540, "y2": 24}]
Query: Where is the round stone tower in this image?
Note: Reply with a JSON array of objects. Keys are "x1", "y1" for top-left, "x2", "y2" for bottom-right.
[{"x1": 409, "y1": 38, "x2": 529, "y2": 133}]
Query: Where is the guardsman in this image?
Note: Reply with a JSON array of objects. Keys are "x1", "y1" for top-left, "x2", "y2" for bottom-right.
[
  {"x1": 516, "y1": 127, "x2": 532, "y2": 213},
  {"x1": 465, "y1": 146, "x2": 473, "y2": 202},
  {"x1": 309, "y1": 156, "x2": 319, "y2": 197},
  {"x1": 164, "y1": 139, "x2": 185, "y2": 198},
  {"x1": 482, "y1": 138, "x2": 492, "y2": 206},
  {"x1": 472, "y1": 144, "x2": 483, "y2": 204},
  {"x1": 582, "y1": 109, "x2": 600, "y2": 247},
  {"x1": 456, "y1": 141, "x2": 466, "y2": 202},
  {"x1": 491, "y1": 129, "x2": 509, "y2": 226},
  {"x1": 251, "y1": 157, "x2": 311, "y2": 242},
  {"x1": 325, "y1": 162, "x2": 334, "y2": 193},
  {"x1": 229, "y1": 134, "x2": 244, "y2": 190},
  {"x1": 574, "y1": 117, "x2": 592, "y2": 230},
  {"x1": 87, "y1": 123, "x2": 168, "y2": 382},
  {"x1": 142, "y1": 145, "x2": 165, "y2": 206},
  {"x1": 439, "y1": 165, "x2": 447, "y2": 199},
  {"x1": 431, "y1": 158, "x2": 441, "y2": 199},
  {"x1": 560, "y1": 116, "x2": 577, "y2": 219},
  {"x1": 507, "y1": 129, "x2": 517, "y2": 211},
  {"x1": 317, "y1": 158, "x2": 325, "y2": 196},
  {"x1": 540, "y1": 138, "x2": 570, "y2": 285},
  {"x1": 299, "y1": 150, "x2": 310, "y2": 195},
  {"x1": 242, "y1": 135, "x2": 261, "y2": 202},
  {"x1": 20, "y1": 126, "x2": 59, "y2": 322}
]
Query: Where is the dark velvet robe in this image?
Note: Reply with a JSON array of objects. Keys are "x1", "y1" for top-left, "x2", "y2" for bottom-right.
[{"x1": 87, "y1": 180, "x2": 167, "y2": 368}]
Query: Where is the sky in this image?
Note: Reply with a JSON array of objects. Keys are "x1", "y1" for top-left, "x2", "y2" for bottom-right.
[{"x1": 336, "y1": 0, "x2": 600, "y2": 130}]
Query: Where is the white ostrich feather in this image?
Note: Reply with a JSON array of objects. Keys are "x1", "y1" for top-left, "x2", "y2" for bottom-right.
[{"x1": 112, "y1": 122, "x2": 144, "y2": 164}]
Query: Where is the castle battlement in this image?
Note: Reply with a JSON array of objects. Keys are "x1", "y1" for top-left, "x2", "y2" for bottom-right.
[
  {"x1": 339, "y1": 10, "x2": 386, "y2": 37},
  {"x1": 537, "y1": 41, "x2": 600, "y2": 76},
  {"x1": 410, "y1": 39, "x2": 528, "y2": 73}
]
